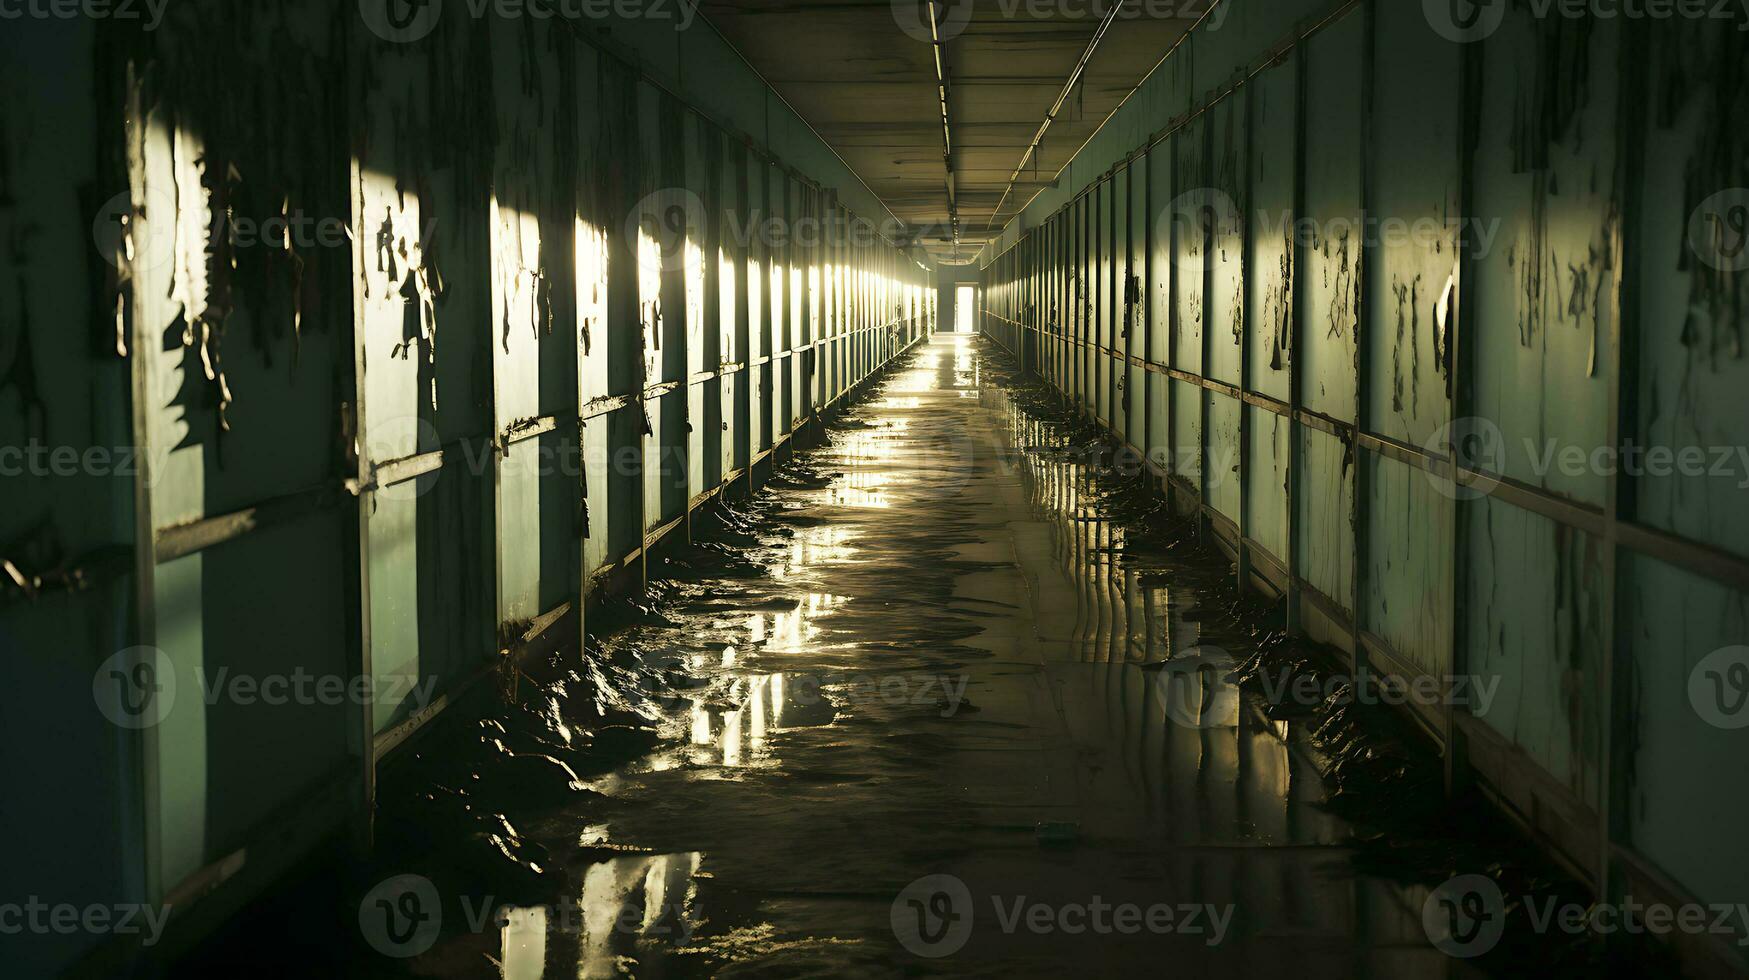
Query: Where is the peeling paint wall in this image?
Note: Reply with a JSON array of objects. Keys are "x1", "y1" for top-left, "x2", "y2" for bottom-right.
[
  {"x1": 1626, "y1": 19, "x2": 1749, "y2": 935},
  {"x1": 114, "y1": 0, "x2": 361, "y2": 943},
  {"x1": 980, "y1": 0, "x2": 1749, "y2": 971},
  {"x1": 0, "y1": 5, "x2": 931, "y2": 973}
]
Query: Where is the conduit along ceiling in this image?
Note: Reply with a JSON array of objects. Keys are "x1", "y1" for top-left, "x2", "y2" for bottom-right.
[{"x1": 699, "y1": 0, "x2": 1212, "y2": 265}]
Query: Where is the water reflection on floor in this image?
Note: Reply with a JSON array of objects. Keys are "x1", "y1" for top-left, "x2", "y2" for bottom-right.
[
  {"x1": 182, "y1": 334, "x2": 1505, "y2": 979},
  {"x1": 496, "y1": 852, "x2": 704, "y2": 980},
  {"x1": 394, "y1": 333, "x2": 1467, "y2": 979}
]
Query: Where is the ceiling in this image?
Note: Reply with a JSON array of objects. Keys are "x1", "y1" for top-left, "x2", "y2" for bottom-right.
[{"x1": 699, "y1": 0, "x2": 1210, "y2": 265}]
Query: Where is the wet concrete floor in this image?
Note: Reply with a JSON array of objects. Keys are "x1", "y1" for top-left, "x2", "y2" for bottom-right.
[{"x1": 182, "y1": 332, "x2": 1621, "y2": 978}]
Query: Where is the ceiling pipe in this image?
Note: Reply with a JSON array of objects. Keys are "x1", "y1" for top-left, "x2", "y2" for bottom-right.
[
  {"x1": 927, "y1": 1, "x2": 960, "y2": 246},
  {"x1": 983, "y1": 1, "x2": 1230, "y2": 254},
  {"x1": 984, "y1": 0, "x2": 1128, "y2": 235}
]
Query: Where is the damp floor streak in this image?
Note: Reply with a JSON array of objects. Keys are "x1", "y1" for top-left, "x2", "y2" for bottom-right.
[{"x1": 350, "y1": 332, "x2": 1461, "y2": 978}]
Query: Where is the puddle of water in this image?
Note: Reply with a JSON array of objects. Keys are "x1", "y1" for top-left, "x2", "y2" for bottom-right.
[{"x1": 177, "y1": 334, "x2": 1610, "y2": 978}]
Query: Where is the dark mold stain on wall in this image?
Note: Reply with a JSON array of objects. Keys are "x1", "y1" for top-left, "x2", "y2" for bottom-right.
[
  {"x1": 1667, "y1": 23, "x2": 1749, "y2": 365},
  {"x1": 1506, "y1": 8, "x2": 1612, "y2": 379},
  {"x1": 1391, "y1": 272, "x2": 1422, "y2": 414}
]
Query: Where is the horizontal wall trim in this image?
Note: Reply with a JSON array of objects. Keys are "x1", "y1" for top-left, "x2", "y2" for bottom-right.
[
  {"x1": 154, "y1": 485, "x2": 341, "y2": 564},
  {"x1": 372, "y1": 446, "x2": 450, "y2": 488},
  {"x1": 987, "y1": 313, "x2": 1749, "y2": 592},
  {"x1": 373, "y1": 599, "x2": 573, "y2": 762},
  {"x1": 1618, "y1": 520, "x2": 1749, "y2": 597},
  {"x1": 145, "y1": 317, "x2": 929, "y2": 565},
  {"x1": 503, "y1": 415, "x2": 559, "y2": 446},
  {"x1": 0, "y1": 544, "x2": 133, "y2": 607}
]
